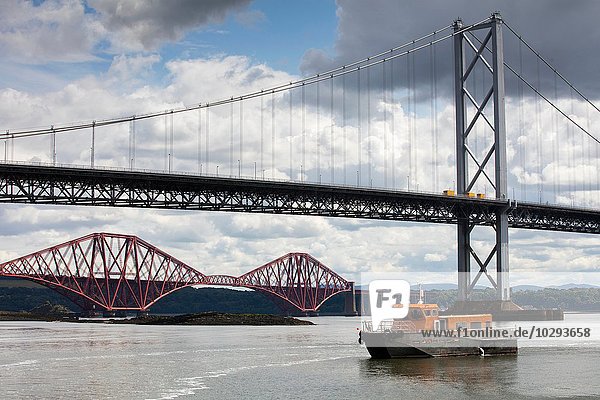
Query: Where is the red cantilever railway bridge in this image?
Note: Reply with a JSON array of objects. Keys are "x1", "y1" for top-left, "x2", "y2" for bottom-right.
[{"x1": 0, "y1": 233, "x2": 355, "y2": 313}]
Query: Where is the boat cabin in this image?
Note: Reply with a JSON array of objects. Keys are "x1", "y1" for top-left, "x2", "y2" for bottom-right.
[
  {"x1": 391, "y1": 304, "x2": 492, "y2": 332},
  {"x1": 439, "y1": 313, "x2": 492, "y2": 331}
]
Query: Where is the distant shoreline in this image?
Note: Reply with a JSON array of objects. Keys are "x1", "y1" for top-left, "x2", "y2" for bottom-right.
[
  {"x1": 0, "y1": 311, "x2": 55, "y2": 321},
  {"x1": 0, "y1": 311, "x2": 314, "y2": 326}
]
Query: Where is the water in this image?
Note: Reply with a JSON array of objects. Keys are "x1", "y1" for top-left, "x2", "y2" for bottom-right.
[{"x1": 1, "y1": 315, "x2": 599, "y2": 399}]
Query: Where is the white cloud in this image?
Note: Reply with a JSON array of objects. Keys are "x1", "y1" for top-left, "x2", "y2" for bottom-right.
[
  {"x1": 424, "y1": 253, "x2": 447, "y2": 262},
  {"x1": 0, "y1": 0, "x2": 253, "y2": 64},
  {"x1": 88, "y1": 0, "x2": 251, "y2": 52},
  {"x1": 0, "y1": 0, "x2": 104, "y2": 63},
  {"x1": 107, "y1": 53, "x2": 161, "y2": 83}
]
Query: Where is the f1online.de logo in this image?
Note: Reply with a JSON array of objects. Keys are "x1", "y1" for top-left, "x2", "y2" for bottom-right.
[{"x1": 369, "y1": 280, "x2": 411, "y2": 330}]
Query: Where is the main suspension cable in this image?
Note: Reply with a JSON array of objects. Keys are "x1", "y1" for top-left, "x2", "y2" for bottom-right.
[
  {"x1": 504, "y1": 21, "x2": 600, "y2": 114},
  {"x1": 468, "y1": 32, "x2": 600, "y2": 145},
  {"x1": 2, "y1": 19, "x2": 495, "y2": 141}
]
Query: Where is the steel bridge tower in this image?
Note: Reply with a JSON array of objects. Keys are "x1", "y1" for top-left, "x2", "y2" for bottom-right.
[{"x1": 454, "y1": 13, "x2": 510, "y2": 301}]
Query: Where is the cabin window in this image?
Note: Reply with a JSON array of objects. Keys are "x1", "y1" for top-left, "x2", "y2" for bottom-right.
[
  {"x1": 432, "y1": 310, "x2": 438, "y2": 316},
  {"x1": 456, "y1": 322, "x2": 468, "y2": 329},
  {"x1": 470, "y1": 322, "x2": 482, "y2": 329},
  {"x1": 410, "y1": 309, "x2": 424, "y2": 320},
  {"x1": 424, "y1": 310, "x2": 431, "y2": 316},
  {"x1": 439, "y1": 319, "x2": 447, "y2": 330}
]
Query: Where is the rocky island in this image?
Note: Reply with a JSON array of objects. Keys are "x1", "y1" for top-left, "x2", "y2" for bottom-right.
[
  {"x1": 0, "y1": 302, "x2": 314, "y2": 326},
  {"x1": 114, "y1": 312, "x2": 314, "y2": 326}
]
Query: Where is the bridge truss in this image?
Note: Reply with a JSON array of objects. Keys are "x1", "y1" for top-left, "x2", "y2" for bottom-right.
[
  {"x1": 0, "y1": 233, "x2": 354, "y2": 313},
  {"x1": 0, "y1": 233, "x2": 205, "y2": 311},
  {"x1": 0, "y1": 163, "x2": 597, "y2": 234}
]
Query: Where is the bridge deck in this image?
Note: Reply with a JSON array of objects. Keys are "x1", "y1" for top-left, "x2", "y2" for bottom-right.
[{"x1": 0, "y1": 163, "x2": 597, "y2": 234}]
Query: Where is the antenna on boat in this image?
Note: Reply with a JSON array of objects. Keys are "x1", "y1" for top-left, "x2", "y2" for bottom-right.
[{"x1": 418, "y1": 284, "x2": 424, "y2": 304}]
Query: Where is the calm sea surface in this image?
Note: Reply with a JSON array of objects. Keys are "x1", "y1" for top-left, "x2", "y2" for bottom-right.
[{"x1": 1, "y1": 314, "x2": 599, "y2": 399}]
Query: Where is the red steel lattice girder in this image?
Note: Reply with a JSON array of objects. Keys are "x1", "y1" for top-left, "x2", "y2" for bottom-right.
[
  {"x1": 238, "y1": 253, "x2": 351, "y2": 312},
  {"x1": 0, "y1": 234, "x2": 352, "y2": 312},
  {"x1": 0, "y1": 233, "x2": 205, "y2": 311},
  {"x1": 204, "y1": 275, "x2": 239, "y2": 286}
]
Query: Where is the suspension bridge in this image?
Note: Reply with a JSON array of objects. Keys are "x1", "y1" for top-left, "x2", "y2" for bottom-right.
[{"x1": 0, "y1": 13, "x2": 598, "y2": 307}]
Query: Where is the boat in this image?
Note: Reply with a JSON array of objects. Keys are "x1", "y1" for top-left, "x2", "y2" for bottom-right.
[{"x1": 359, "y1": 303, "x2": 518, "y2": 358}]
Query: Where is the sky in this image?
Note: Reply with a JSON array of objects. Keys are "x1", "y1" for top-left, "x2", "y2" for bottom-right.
[{"x1": 0, "y1": 0, "x2": 598, "y2": 287}]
